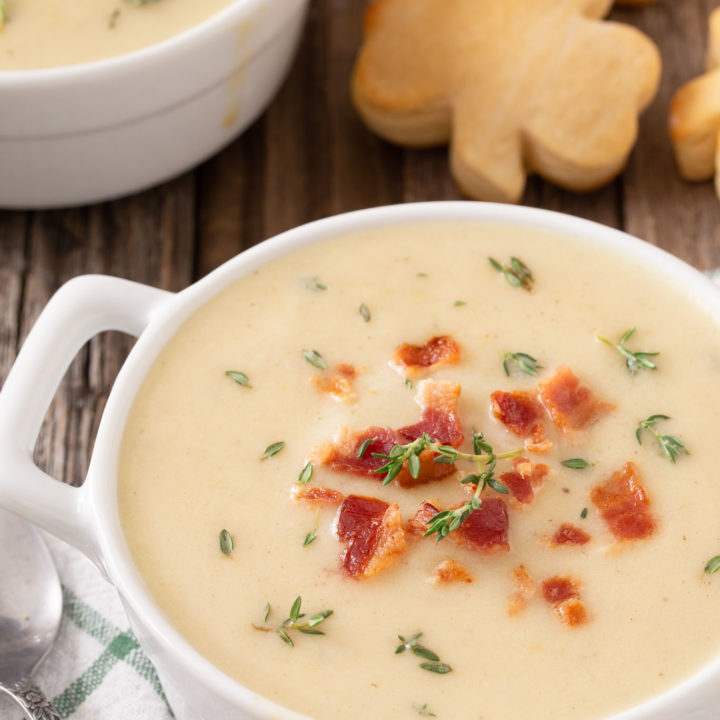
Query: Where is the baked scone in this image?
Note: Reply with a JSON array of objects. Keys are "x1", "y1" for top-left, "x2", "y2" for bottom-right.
[
  {"x1": 669, "y1": 8, "x2": 720, "y2": 193},
  {"x1": 352, "y1": 0, "x2": 661, "y2": 203}
]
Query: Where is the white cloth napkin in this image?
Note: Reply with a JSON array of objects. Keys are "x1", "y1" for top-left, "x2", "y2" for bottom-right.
[{"x1": 0, "y1": 533, "x2": 174, "y2": 720}]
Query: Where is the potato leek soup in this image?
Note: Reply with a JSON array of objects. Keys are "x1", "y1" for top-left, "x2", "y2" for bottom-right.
[
  {"x1": 119, "y1": 222, "x2": 720, "y2": 720},
  {"x1": 0, "y1": 0, "x2": 234, "y2": 70}
]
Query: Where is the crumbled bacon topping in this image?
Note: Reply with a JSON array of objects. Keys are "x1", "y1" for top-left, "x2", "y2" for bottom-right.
[
  {"x1": 291, "y1": 485, "x2": 344, "y2": 506},
  {"x1": 551, "y1": 523, "x2": 591, "y2": 546},
  {"x1": 390, "y1": 335, "x2": 461, "y2": 377},
  {"x1": 408, "y1": 498, "x2": 510, "y2": 554},
  {"x1": 591, "y1": 462, "x2": 655, "y2": 541},
  {"x1": 310, "y1": 426, "x2": 399, "y2": 477},
  {"x1": 542, "y1": 576, "x2": 580, "y2": 604},
  {"x1": 508, "y1": 565, "x2": 536, "y2": 616},
  {"x1": 538, "y1": 366, "x2": 614, "y2": 433},
  {"x1": 498, "y1": 457, "x2": 549, "y2": 505},
  {"x1": 335, "y1": 495, "x2": 406, "y2": 578},
  {"x1": 541, "y1": 576, "x2": 587, "y2": 626},
  {"x1": 399, "y1": 380, "x2": 464, "y2": 447},
  {"x1": 428, "y1": 559, "x2": 473, "y2": 585},
  {"x1": 491, "y1": 390, "x2": 545, "y2": 436}
]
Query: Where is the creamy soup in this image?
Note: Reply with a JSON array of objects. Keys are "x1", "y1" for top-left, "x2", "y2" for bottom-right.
[
  {"x1": 119, "y1": 222, "x2": 720, "y2": 720},
  {"x1": 0, "y1": 0, "x2": 234, "y2": 70}
]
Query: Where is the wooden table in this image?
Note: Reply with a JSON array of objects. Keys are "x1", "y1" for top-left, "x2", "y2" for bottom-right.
[{"x1": 1, "y1": 0, "x2": 719, "y2": 487}]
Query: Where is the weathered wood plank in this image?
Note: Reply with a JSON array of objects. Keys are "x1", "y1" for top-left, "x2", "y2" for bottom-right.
[{"x1": 616, "y1": 0, "x2": 720, "y2": 268}]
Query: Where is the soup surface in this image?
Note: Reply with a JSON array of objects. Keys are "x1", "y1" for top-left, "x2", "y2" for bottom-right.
[
  {"x1": 119, "y1": 222, "x2": 720, "y2": 720},
  {"x1": 0, "y1": 0, "x2": 234, "y2": 70}
]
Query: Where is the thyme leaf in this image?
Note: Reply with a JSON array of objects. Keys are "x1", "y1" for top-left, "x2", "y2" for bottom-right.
[
  {"x1": 108, "y1": 8, "x2": 121, "y2": 28},
  {"x1": 489, "y1": 256, "x2": 534, "y2": 291},
  {"x1": 305, "y1": 276, "x2": 328, "y2": 291},
  {"x1": 262, "y1": 441, "x2": 285, "y2": 459},
  {"x1": 598, "y1": 328, "x2": 659, "y2": 374},
  {"x1": 414, "y1": 704, "x2": 437, "y2": 717},
  {"x1": 705, "y1": 556, "x2": 720, "y2": 574},
  {"x1": 396, "y1": 633, "x2": 452, "y2": 674},
  {"x1": 580, "y1": 507, "x2": 588, "y2": 519},
  {"x1": 0, "y1": 0, "x2": 7, "y2": 28},
  {"x1": 405, "y1": 378, "x2": 413, "y2": 390},
  {"x1": 263, "y1": 602, "x2": 271, "y2": 623},
  {"x1": 253, "y1": 597, "x2": 333, "y2": 647},
  {"x1": 454, "y1": 300, "x2": 466, "y2": 307},
  {"x1": 219, "y1": 529, "x2": 233, "y2": 556},
  {"x1": 561, "y1": 458, "x2": 592, "y2": 469},
  {"x1": 420, "y1": 662, "x2": 452, "y2": 674},
  {"x1": 503, "y1": 351, "x2": 542, "y2": 377},
  {"x1": 636, "y1": 415, "x2": 688, "y2": 463},
  {"x1": 303, "y1": 528, "x2": 318, "y2": 547},
  {"x1": 297, "y1": 462, "x2": 314, "y2": 485},
  {"x1": 360, "y1": 303, "x2": 371, "y2": 322},
  {"x1": 303, "y1": 349, "x2": 327, "y2": 370},
  {"x1": 225, "y1": 370, "x2": 250, "y2": 387},
  {"x1": 357, "y1": 436, "x2": 377, "y2": 459}
]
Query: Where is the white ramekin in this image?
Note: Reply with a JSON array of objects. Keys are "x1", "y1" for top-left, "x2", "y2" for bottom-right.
[
  {"x1": 0, "y1": 202, "x2": 719, "y2": 720},
  {"x1": 0, "y1": 0, "x2": 309, "y2": 209}
]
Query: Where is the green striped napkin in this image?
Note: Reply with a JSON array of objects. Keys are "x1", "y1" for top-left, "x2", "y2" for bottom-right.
[{"x1": 0, "y1": 534, "x2": 174, "y2": 719}]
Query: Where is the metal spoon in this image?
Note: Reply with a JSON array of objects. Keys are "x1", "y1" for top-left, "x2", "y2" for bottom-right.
[{"x1": 0, "y1": 508, "x2": 62, "y2": 720}]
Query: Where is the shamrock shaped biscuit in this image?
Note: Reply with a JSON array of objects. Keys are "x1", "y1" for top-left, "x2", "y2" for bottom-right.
[
  {"x1": 670, "y1": 8, "x2": 720, "y2": 197},
  {"x1": 352, "y1": 0, "x2": 661, "y2": 203}
]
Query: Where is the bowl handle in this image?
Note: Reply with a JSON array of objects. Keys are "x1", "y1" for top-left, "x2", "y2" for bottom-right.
[{"x1": 0, "y1": 275, "x2": 172, "y2": 566}]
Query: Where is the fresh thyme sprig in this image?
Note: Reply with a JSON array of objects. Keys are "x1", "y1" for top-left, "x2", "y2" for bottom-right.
[
  {"x1": 598, "y1": 328, "x2": 659, "y2": 374},
  {"x1": 396, "y1": 632, "x2": 452, "y2": 674},
  {"x1": 373, "y1": 432, "x2": 519, "y2": 541},
  {"x1": 489, "y1": 256, "x2": 534, "y2": 291},
  {"x1": 303, "y1": 512, "x2": 319, "y2": 547},
  {"x1": 636, "y1": 415, "x2": 688, "y2": 463},
  {"x1": 503, "y1": 351, "x2": 542, "y2": 377},
  {"x1": 252, "y1": 597, "x2": 333, "y2": 647}
]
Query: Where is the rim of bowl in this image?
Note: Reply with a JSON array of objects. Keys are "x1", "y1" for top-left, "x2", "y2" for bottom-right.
[
  {"x1": 0, "y1": 0, "x2": 275, "y2": 86},
  {"x1": 91, "y1": 201, "x2": 720, "y2": 720}
]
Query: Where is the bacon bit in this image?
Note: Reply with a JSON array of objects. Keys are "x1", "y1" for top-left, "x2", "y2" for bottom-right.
[
  {"x1": 336, "y1": 363, "x2": 356, "y2": 378},
  {"x1": 409, "y1": 499, "x2": 510, "y2": 554},
  {"x1": 407, "y1": 502, "x2": 441, "y2": 536},
  {"x1": 394, "y1": 448, "x2": 456, "y2": 487},
  {"x1": 551, "y1": 523, "x2": 591, "y2": 546},
  {"x1": 398, "y1": 380, "x2": 464, "y2": 447},
  {"x1": 291, "y1": 485, "x2": 344, "y2": 506},
  {"x1": 390, "y1": 335, "x2": 461, "y2": 377},
  {"x1": 499, "y1": 457, "x2": 549, "y2": 505},
  {"x1": 508, "y1": 565, "x2": 536, "y2": 616},
  {"x1": 311, "y1": 364, "x2": 358, "y2": 402},
  {"x1": 490, "y1": 390, "x2": 545, "y2": 436},
  {"x1": 591, "y1": 462, "x2": 655, "y2": 541},
  {"x1": 538, "y1": 366, "x2": 614, "y2": 433},
  {"x1": 428, "y1": 559, "x2": 473, "y2": 585},
  {"x1": 555, "y1": 598, "x2": 588, "y2": 627},
  {"x1": 311, "y1": 426, "x2": 400, "y2": 476},
  {"x1": 542, "y1": 576, "x2": 580, "y2": 604},
  {"x1": 335, "y1": 495, "x2": 407, "y2": 578}
]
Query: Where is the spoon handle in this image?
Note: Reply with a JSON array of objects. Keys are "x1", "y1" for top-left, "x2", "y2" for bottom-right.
[{"x1": 4, "y1": 682, "x2": 61, "y2": 720}]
